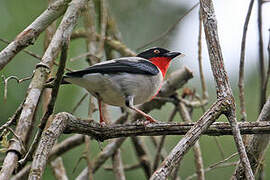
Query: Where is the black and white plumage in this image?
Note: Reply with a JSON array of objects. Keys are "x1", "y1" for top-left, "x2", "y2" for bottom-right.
[
  {"x1": 64, "y1": 57, "x2": 162, "y2": 107},
  {"x1": 63, "y1": 47, "x2": 182, "y2": 124}
]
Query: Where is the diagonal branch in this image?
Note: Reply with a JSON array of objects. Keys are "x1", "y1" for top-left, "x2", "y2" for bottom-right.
[
  {"x1": 199, "y1": 1, "x2": 254, "y2": 179},
  {"x1": 150, "y1": 100, "x2": 224, "y2": 179},
  {"x1": 0, "y1": 0, "x2": 71, "y2": 70},
  {"x1": 151, "y1": 0, "x2": 254, "y2": 179},
  {"x1": 0, "y1": 1, "x2": 87, "y2": 179}
]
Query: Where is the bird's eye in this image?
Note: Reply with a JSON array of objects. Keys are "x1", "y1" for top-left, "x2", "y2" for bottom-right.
[{"x1": 153, "y1": 49, "x2": 160, "y2": 54}]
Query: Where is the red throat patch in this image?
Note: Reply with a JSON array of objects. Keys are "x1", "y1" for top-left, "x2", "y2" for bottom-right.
[{"x1": 149, "y1": 57, "x2": 172, "y2": 77}]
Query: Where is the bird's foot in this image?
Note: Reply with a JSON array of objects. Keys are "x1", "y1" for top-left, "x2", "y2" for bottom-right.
[
  {"x1": 100, "y1": 121, "x2": 107, "y2": 127},
  {"x1": 144, "y1": 116, "x2": 158, "y2": 125}
]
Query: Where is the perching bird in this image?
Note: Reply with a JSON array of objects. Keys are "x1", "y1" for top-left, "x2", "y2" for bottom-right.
[{"x1": 63, "y1": 47, "x2": 182, "y2": 124}]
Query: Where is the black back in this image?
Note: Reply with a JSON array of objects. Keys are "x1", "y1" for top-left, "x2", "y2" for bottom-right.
[{"x1": 65, "y1": 58, "x2": 159, "y2": 78}]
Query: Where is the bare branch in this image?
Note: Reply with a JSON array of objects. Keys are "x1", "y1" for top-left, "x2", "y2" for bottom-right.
[
  {"x1": 150, "y1": 100, "x2": 224, "y2": 180},
  {"x1": 263, "y1": 30, "x2": 270, "y2": 107},
  {"x1": 0, "y1": 0, "x2": 86, "y2": 179},
  {"x1": 58, "y1": 115, "x2": 270, "y2": 139},
  {"x1": 75, "y1": 137, "x2": 126, "y2": 180},
  {"x1": 28, "y1": 112, "x2": 69, "y2": 180},
  {"x1": 187, "y1": 153, "x2": 238, "y2": 180},
  {"x1": 50, "y1": 157, "x2": 68, "y2": 180},
  {"x1": 257, "y1": 0, "x2": 266, "y2": 110},
  {"x1": 0, "y1": 37, "x2": 73, "y2": 72},
  {"x1": 104, "y1": 163, "x2": 141, "y2": 171},
  {"x1": 150, "y1": 0, "x2": 254, "y2": 179},
  {"x1": 187, "y1": 162, "x2": 237, "y2": 180},
  {"x1": 112, "y1": 149, "x2": 126, "y2": 180},
  {"x1": 11, "y1": 134, "x2": 85, "y2": 180},
  {"x1": 153, "y1": 107, "x2": 177, "y2": 171},
  {"x1": 71, "y1": 93, "x2": 89, "y2": 114},
  {"x1": 2, "y1": 74, "x2": 34, "y2": 102},
  {"x1": 238, "y1": 0, "x2": 255, "y2": 122},
  {"x1": 233, "y1": 96, "x2": 270, "y2": 179},
  {"x1": 19, "y1": 32, "x2": 69, "y2": 168},
  {"x1": 131, "y1": 137, "x2": 152, "y2": 178},
  {"x1": 199, "y1": 1, "x2": 254, "y2": 179},
  {"x1": 71, "y1": 31, "x2": 136, "y2": 57},
  {"x1": 137, "y1": 2, "x2": 199, "y2": 50},
  {"x1": 178, "y1": 102, "x2": 205, "y2": 180},
  {"x1": 96, "y1": 0, "x2": 108, "y2": 58},
  {"x1": 0, "y1": 0, "x2": 71, "y2": 70},
  {"x1": 198, "y1": 9, "x2": 208, "y2": 100}
]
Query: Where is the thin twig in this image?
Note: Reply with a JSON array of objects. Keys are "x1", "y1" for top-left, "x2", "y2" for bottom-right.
[
  {"x1": 71, "y1": 92, "x2": 89, "y2": 114},
  {"x1": 96, "y1": 0, "x2": 108, "y2": 58},
  {"x1": 131, "y1": 136, "x2": 152, "y2": 178},
  {"x1": 83, "y1": 0, "x2": 98, "y2": 65},
  {"x1": 186, "y1": 152, "x2": 238, "y2": 180},
  {"x1": 198, "y1": 9, "x2": 208, "y2": 100},
  {"x1": 0, "y1": 101, "x2": 24, "y2": 133},
  {"x1": 71, "y1": 31, "x2": 136, "y2": 57},
  {"x1": 263, "y1": 30, "x2": 270, "y2": 104},
  {"x1": 186, "y1": 162, "x2": 238, "y2": 180},
  {"x1": 104, "y1": 163, "x2": 141, "y2": 171},
  {"x1": 0, "y1": 37, "x2": 72, "y2": 72},
  {"x1": 70, "y1": 52, "x2": 93, "y2": 62},
  {"x1": 238, "y1": 0, "x2": 255, "y2": 122},
  {"x1": 112, "y1": 149, "x2": 126, "y2": 180},
  {"x1": 2, "y1": 74, "x2": 34, "y2": 102},
  {"x1": 50, "y1": 156, "x2": 68, "y2": 180},
  {"x1": 186, "y1": 153, "x2": 238, "y2": 180},
  {"x1": 137, "y1": 2, "x2": 199, "y2": 50},
  {"x1": 258, "y1": 0, "x2": 266, "y2": 110}
]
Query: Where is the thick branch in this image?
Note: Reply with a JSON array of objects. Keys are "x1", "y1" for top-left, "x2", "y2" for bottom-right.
[
  {"x1": 11, "y1": 134, "x2": 85, "y2": 180},
  {"x1": 150, "y1": 100, "x2": 224, "y2": 179},
  {"x1": 28, "y1": 0, "x2": 88, "y2": 179},
  {"x1": 200, "y1": 0, "x2": 254, "y2": 179},
  {"x1": 28, "y1": 112, "x2": 69, "y2": 180},
  {"x1": 25, "y1": 112, "x2": 264, "y2": 140}
]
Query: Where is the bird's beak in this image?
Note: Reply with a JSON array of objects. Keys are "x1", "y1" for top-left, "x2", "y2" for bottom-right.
[{"x1": 164, "y1": 52, "x2": 183, "y2": 59}]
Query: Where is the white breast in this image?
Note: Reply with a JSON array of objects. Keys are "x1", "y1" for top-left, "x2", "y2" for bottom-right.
[{"x1": 65, "y1": 72, "x2": 163, "y2": 107}]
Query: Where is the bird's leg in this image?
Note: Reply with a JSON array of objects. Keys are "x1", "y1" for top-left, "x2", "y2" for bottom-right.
[
  {"x1": 125, "y1": 96, "x2": 157, "y2": 123},
  {"x1": 98, "y1": 98, "x2": 105, "y2": 125}
]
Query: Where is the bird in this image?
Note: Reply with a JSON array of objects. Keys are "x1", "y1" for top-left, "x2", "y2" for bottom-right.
[{"x1": 63, "y1": 47, "x2": 182, "y2": 125}]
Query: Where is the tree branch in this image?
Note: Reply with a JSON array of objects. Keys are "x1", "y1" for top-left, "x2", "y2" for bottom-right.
[
  {"x1": 233, "y1": 96, "x2": 270, "y2": 179},
  {"x1": 238, "y1": 0, "x2": 255, "y2": 121},
  {"x1": 0, "y1": 0, "x2": 71, "y2": 70},
  {"x1": 150, "y1": 1, "x2": 254, "y2": 179}
]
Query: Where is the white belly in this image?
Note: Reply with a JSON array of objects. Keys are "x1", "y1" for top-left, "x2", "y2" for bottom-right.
[{"x1": 65, "y1": 72, "x2": 163, "y2": 107}]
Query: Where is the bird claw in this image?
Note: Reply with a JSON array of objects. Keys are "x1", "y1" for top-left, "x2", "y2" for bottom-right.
[
  {"x1": 145, "y1": 116, "x2": 157, "y2": 123},
  {"x1": 100, "y1": 122, "x2": 107, "y2": 127}
]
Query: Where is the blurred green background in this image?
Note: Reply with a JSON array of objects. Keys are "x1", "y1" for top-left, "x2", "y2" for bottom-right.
[{"x1": 0, "y1": 0, "x2": 270, "y2": 179}]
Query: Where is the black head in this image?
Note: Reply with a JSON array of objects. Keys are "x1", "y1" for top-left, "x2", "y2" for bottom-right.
[{"x1": 137, "y1": 47, "x2": 181, "y2": 60}]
